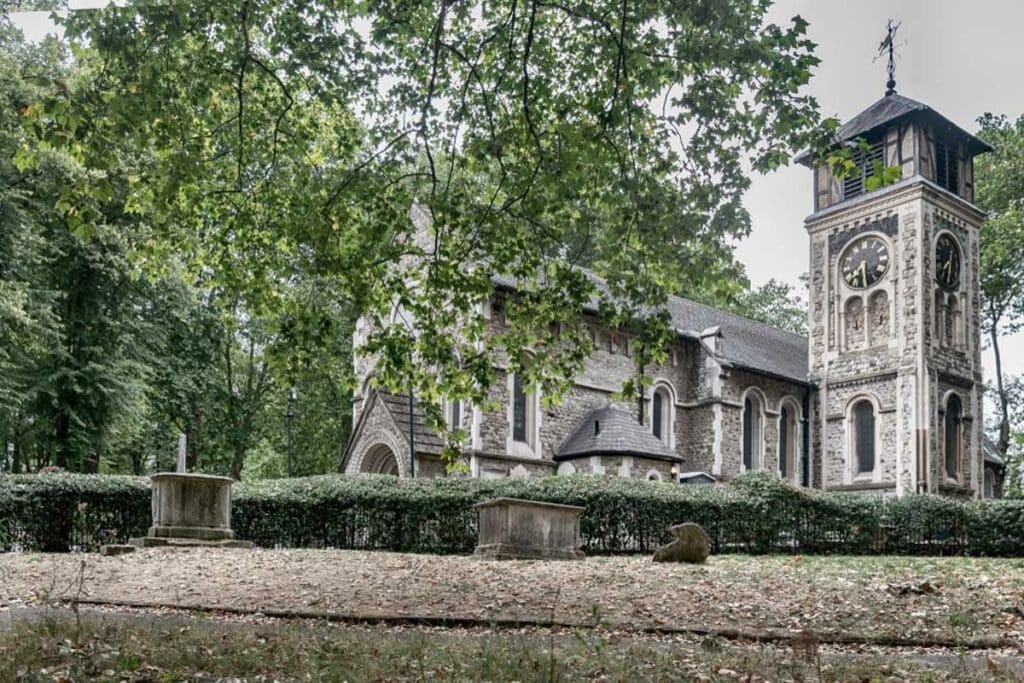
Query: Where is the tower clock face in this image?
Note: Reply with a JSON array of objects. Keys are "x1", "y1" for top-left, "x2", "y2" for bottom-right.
[
  {"x1": 841, "y1": 236, "x2": 890, "y2": 289},
  {"x1": 935, "y1": 233, "x2": 961, "y2": 289}
]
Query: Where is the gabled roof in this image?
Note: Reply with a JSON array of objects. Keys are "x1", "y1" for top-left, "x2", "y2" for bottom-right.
[
  {"x1": 374, "y1": 391, "x2": 446, "y2": 455},
  {"x1": 340, "y1": 390, "x2": 445, "y2": 470},
  {"x1": 664, "y1": 297, "x2": 808, "y2": 383},
  {"x1": 556, "y1": 405, "x2": 682, "y2": 462},
  {"x1": 796, "y1": 93, "x2": 992, "y2": 166},
  {"x1": 493, "y1": 272, "x2": 809, "y2": 384}
]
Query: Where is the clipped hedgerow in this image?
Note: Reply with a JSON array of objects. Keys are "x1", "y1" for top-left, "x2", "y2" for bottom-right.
[
  {"x1": 3, "y1": 469, "x2": 1024, "y2": 556},
  {"x1": 0, "y1": 473, "x2": 150, "y2": 551}
]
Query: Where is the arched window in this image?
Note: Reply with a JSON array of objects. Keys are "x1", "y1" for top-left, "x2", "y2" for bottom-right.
[
  {"x1": 844, "y1": 296, "x2": 865, "y2": 349},
  {"x1": 742, "y1": 393, "x2": 763, "y2": 471},
  {"x1": 852, "y1": 400, "x2": 876, "y2": 476},
  {"x1": 651, "y1": 385, "x2": 673, "y2": 445},
  {"x1": 508, "y1": 371, "x2": 538, "y2": 456},
  {"x1": 512, "y1": 374, "x2": 529, "y2": 442},
  {"x1": 947, "y1": 294, "x2": 962, "y2": 348},
  {"x1": 646, "y1": 469, "x2": 663, "y2": 482},
  {"x1": 778, "y1": 402, "x2": 799, "y2": 482},
  {"x1": 984, "y1": 468, "x2": 995, "y2": 498},
  {"x1": 446, "y1": 399, "x2": 462, "y2": 431},
  {"x1": 652, "y1": 391, "x2": 663, "y2": 439},
  {"x1": 944, "y1": 395, "x2": 962, "y2": 480}
]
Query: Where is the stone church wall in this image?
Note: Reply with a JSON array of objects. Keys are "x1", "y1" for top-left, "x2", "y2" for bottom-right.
[
  {"x1": 822, "y1": 376, "x2": 899, "y2": 489},
  {"x1": 567, "y1": 454, "x2": 676, "y2": 481},
  {"x1": 678, "y1": 404, "x2": 717, "y2": 474},
  {"x1": 473, "y1": 302, "x2": 700, "y2": 466},
  {"x1": 718, "y1": 369, "x2": 809, "y2": 479}
]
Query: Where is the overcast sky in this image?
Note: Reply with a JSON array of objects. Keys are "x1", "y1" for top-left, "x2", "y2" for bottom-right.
[
  {"x1": 12, "y1": 1, "x2": 1024, "y2": 388},
  {"x1": 743, "y1": 0, "x2": 1024, "y2": 386}
]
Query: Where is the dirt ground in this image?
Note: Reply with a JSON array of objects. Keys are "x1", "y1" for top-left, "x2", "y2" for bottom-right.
[{"x1": 1, "y1": 549, "x2": 1023, "y2": 647}]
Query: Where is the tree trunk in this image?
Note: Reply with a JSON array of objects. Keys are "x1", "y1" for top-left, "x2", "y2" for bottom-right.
[
  {"x1": 82, "y1": 451, "x2": 99, "y2": 474},
  {"x1": 54, "y1": 410, "x2": 70, "y2": 469},
  {"x1": 130, "y1": 437, "x2": 144, "y2": 475},
  {"x1": 991, "y1": 321, "x2": 1011, "y2": 455},
  {"x1": 230, "y1": 444, "x2": 246, "y2": 481},
  {"x1": 11, "y1": 419, "x2": 21, "y2": 474}
]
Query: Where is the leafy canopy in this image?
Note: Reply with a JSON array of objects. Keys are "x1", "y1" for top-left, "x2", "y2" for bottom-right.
[
  {"x1": 975, "y1": 113, "x2": 1024, "y2": 456},
  {"x1": 25, "y1": 1, "x2": 824, "y2": 465}
]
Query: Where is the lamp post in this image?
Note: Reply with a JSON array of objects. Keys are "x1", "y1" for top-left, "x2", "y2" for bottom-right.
[{"x1": 286, "y1": 387, "x2": 297, "y2": 477}]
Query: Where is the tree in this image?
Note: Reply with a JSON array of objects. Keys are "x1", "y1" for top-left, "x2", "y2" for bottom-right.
[
  {"x1": 1, "y1": 19, "x2": 158, "y2": 473},
  {"x1": 27, "y1": 1, "x2": 825, "y2": 469},
  {"x1": 2, "y1": 14, "x2": 363, "y2": 477},
  {"x1": 975, "y1": 113, "x2": 1024, "y2": 456},
  {"x1": 0, "y1": 18, "x2": 63, "y2": 471},
  {"x1": 724, "y1": 278, "x2": 807, "y2": 336}
]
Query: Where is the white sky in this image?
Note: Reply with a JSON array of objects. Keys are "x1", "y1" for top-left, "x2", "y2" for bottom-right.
[
  {"x1": 12, "y1": 1, "x2": 1024, "y2": 390},
  {"x1": 743, "y1": 0, "x2": 1024, "y2": 388}
]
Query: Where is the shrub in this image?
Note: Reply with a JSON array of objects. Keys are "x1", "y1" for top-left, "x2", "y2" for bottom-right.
[
  {"x1": 0, "y1": 473, "x2": 150, "y2": 552},
  {"x1": 3, "y1": 470, "x2": 1024, "y2": 556}
]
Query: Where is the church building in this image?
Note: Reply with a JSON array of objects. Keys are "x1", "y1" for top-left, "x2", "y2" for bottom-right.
[{"x1": 341, "y1": 85, "x2": 1005, "y2": 499}]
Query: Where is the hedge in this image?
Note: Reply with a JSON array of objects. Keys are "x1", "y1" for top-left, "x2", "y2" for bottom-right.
[
  {"x1": 2, "y1": 471, "x2": 1023, "y2": 556},
  {"x1": 0, "y1": 474, "x2": 150, "y2": 552}
]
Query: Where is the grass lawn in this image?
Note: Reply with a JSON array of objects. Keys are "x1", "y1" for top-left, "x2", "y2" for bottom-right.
[{"x1": 2, "y1": 608, "x2": 1022, "y2": 682}]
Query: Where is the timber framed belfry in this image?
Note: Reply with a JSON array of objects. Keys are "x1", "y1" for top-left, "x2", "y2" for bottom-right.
[
  {"x1": 341, "y1": 80, "x2": 1002, "y2": 500},
  {"x1": 798, "y1": 85, "x2": 994, "y2": 497}
]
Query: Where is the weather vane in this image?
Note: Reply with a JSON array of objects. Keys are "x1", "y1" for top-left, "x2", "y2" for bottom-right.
[{"x1": 876, "y1": 19, "x2": 902, "y2": 96}]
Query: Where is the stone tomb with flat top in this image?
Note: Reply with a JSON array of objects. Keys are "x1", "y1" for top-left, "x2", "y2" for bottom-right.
[{"x1": 129, "y1": 473, "x2": 253, "y2": 548}]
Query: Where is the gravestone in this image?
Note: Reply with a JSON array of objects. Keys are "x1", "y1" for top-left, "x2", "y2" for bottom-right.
[
  {"x1": 129, "y1": 472, "x2": 252, "y2": 548},
  {"x1": 474, "y1": 498, "x2": 584, "y2": 560},
  {"x1": 652, "y1": 522, "x2": 711, "y2": 564},
  {"x1": 125, "y1": 442, "x2": 253, "y2": 549}
]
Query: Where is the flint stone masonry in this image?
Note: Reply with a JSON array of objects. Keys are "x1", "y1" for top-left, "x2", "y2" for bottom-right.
[{"x1": 474, "y1": 497, "x2": 585, "y2": 560}]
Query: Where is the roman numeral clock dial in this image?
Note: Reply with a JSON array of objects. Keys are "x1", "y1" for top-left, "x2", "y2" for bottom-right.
[
  {"x1": 935, "y1": 233, "x2": 961, "y2": 289},
  {"x1": 841, "y1": 236, "x2": 890, "y2": 289}
]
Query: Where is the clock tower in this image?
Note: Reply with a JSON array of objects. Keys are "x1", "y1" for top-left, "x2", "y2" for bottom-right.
[{"x1": 799, "y1": 90, "x2": 992, "y2": 497}]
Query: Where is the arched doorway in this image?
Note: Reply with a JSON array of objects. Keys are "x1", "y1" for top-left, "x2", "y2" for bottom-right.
[{"x1": 361, "y1": 444, "x2": 400, "y2": 475}]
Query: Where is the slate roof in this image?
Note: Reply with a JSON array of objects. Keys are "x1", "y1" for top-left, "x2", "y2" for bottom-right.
[
  {"x1": 493, "y1": 273, "x2": 809, "y2": 384},
  {"x1": 341, "y1": 390, "x2": 445, "y2": 469},
  {"x1": 796, "y1": 93, "x2": 992, "y2": 165},
  {"x1": 375, "y1": 391, "x2": 446, "y2": 455},
  {"x1": 664, "y1": 296, "x2": 808, "y2": 383},
  {"x1": 556, "y1": 405, "x2": 682, "y2": 462},
  {"x1": 982, "y1": 434, "x2": 1007, "y2": 467}
]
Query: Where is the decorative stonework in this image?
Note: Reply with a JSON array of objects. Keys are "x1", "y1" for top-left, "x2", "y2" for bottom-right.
[{"x1": 807, "y1": 169, "x2": 985, "y2": 497}]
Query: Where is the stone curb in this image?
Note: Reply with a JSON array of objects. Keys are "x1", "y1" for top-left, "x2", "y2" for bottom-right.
[{"x1": 62, "y1": 597, "x2": 1022, "y2": 652}]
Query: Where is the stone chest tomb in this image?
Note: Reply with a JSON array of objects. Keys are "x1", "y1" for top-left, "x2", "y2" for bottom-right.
[{"x1": 474, "y1": 498, "x2": 584, "y2": 560}]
